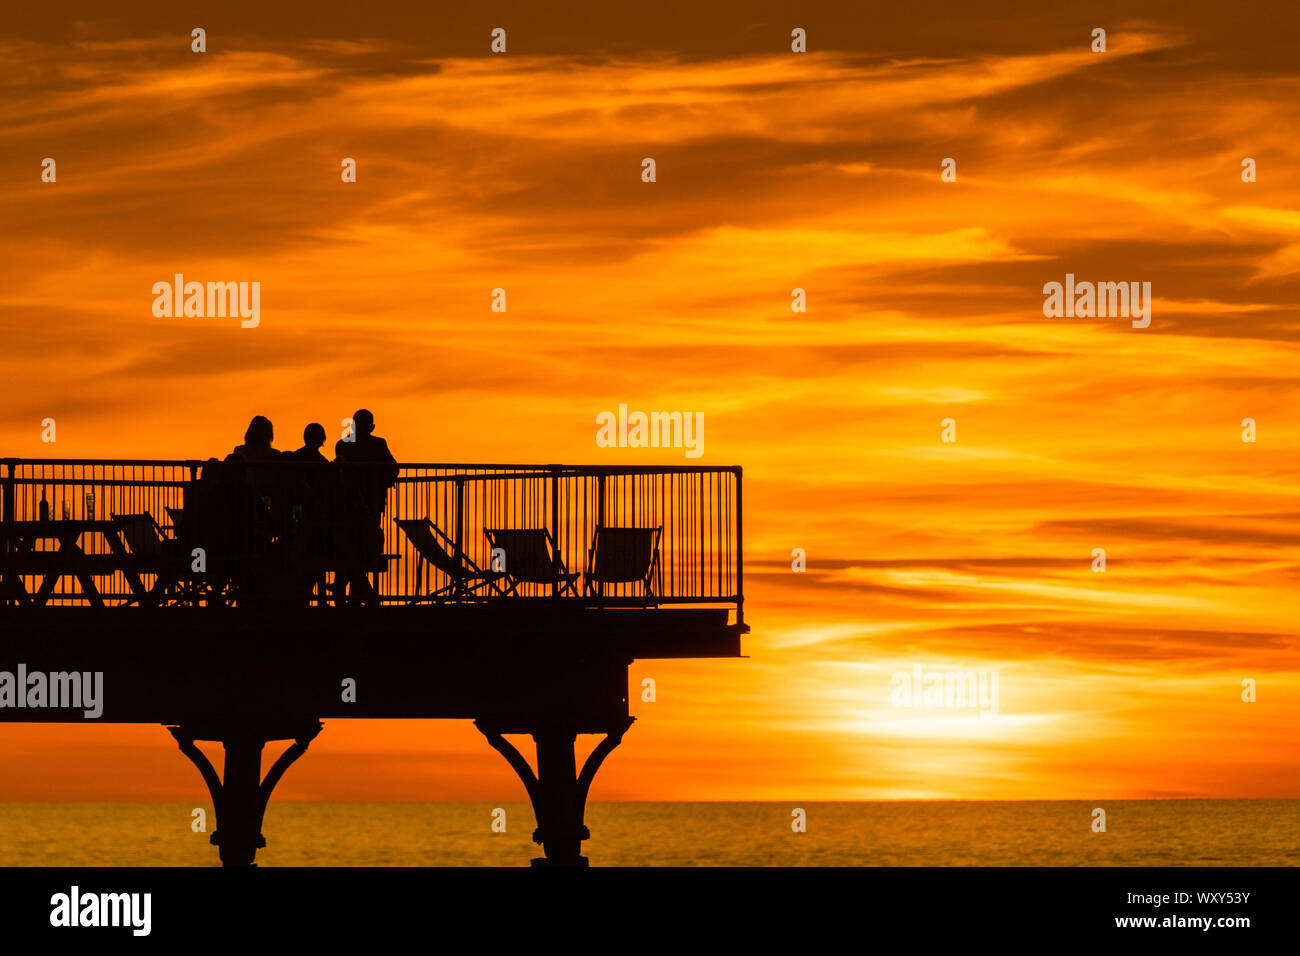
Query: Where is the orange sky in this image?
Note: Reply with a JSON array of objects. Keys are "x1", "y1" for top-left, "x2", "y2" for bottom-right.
[{"x1": 0, "y1": 2, "x2": 1297, "y2": 801}]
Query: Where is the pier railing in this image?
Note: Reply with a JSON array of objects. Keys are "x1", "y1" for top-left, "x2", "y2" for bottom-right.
[{"x1": 0, "y1": 459, "x2": 742, "y2": 622}]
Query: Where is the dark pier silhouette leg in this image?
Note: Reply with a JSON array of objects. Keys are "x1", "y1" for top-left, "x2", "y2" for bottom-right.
[
  {"x1": 476, "y1": 717, "x2": 633, "y2": 867},
  {"x1": 167, "y1": 721, "x2": 322, "y2": 867}
]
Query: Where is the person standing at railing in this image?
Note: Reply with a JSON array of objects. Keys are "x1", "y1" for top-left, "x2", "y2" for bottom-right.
[
  {"x1": 331, "y1": 409, "x2": 398, "y2": 606},
  {"x1": 228, "y1": 415, "x2": 286, "y2": 508},
  {"x1": 284, "y1": 423, "x2": 334, "y2": 601},
  {"x1": 288, "y1": 423, "x2": 329, "y2": 464},
  {"x1": 189, "y1": 456, "x2": 273, "y2": 603},
  {"x1": 225, "y1": 416, "x2": 293, "y2": 596},
  {"x1": 231, "y1": 415, "x2": 281, "y2": 462}
]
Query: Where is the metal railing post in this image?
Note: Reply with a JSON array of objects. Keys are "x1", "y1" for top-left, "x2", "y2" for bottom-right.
[
  {"x1": 549, "y1": 466, "x2": 560, "y2": 598},
  {"x1": 596, "y1": 473, "x2": 606, "y2": 600},
  {"x1": 734, "y1": 466, "x2": 743, "y2": 627},
  {"x1": 596, "y1": 473, "x2": 606, "y2": 529},
  {"x1": 1, "y1": 461, "x2": 12, "y2": 608},
  {"x1": 699, "y1": 471, "x2": 705, "y2": 600},
  {"x1": 454, "y1": 477, "x2": 465, "y2": 565}
]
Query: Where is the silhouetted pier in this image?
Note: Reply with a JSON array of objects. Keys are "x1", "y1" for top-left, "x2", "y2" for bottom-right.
[{"x1": 0, "y1": 459, "x2": 745, "y2": 866}]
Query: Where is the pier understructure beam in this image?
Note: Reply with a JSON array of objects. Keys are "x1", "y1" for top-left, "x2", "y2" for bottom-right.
[
  {"x1": 476, "y1": 716, "x2": 634, "y2": 867},
  {"x1": 167, "y1": 719, "x2": 323, "y2": 867}
]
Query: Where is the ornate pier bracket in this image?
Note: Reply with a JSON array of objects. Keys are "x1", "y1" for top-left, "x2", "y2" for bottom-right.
[
  {"x1": 476, "y1": 716, "x2": 634, "y2": 867},
  {"x1": 167, "y1": 719, "x2": 323, "y2": 867}
]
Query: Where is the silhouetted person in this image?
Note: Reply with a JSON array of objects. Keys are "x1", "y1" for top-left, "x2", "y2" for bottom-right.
[
  {"x1": 276, "y1": 423, "x2": 333, "y2": 603},
  {"x1": 289, "y1": 423, "x2": 329, "y2": 464},
  {"x1": 332, "y1": 409, "x2": 399, "y2": 606},
  {"x1": 225, "y1": 416, "x2": 291, "y2": 576},
  {"x1": 190, "y1": 456, "x2": 273, "y2": 604},
  {"x1": 231, "y1": 416, "x2": 280, "y2": 461},
  {"x1": 226, "y1": 414, "x2": 284, "y2": 502},
  {"x1": 334, "y1": 410, "x2": 398, "y2": 497}
]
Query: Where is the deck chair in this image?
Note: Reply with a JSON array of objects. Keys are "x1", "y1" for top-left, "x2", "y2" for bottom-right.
[
  {"x1": 112, "y1": 512, "x2": 170, "y2": 556},
  {"x1": 586, "y1": 526, "x2": 662, "y2": 600},
  {"x1": 111, "y1": 512, "x2": 184, "y2": 606},
  {"x1": 483, "y1": 528, "x2": 579, "y2": 596},
  {"x1": 396, "y1": 518, "x2": 504, "y2": 601},
  {"x1": 164, "y1": 506, "x2": 186, "y2": 534}
]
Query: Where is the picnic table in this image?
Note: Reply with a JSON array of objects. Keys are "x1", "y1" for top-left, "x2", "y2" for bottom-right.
[
  {"x1": 0, "y1": 519, "x2": 168, "y2": 607},
  {"x1": 0, "y1": 513, "x2": 395, "y2": 609}
]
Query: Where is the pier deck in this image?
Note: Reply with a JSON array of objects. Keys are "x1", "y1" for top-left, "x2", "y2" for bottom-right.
[{"x1": 0, "y1": 459, "x2": 746, "y2": 866}]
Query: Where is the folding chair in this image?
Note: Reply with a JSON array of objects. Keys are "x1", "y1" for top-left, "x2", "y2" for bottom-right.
[
  {"x1": 164, "y1": 506, "x2": 186, "y2": 535},
  {"x1": 483, "y1": 528, "x2": 579, "y2": 596},
  {"x1": 585, "y1": 526, "x2": 662, "y2": 600},
  {"x1": 113, "y1": 512, "x2": 170, "y2": 556},
  {"x1": 397, "y1": 518, "x2": 504, "y2": 601},
  {"x1": 111, "y1": 512, "x2": 185, "y2": 606}
]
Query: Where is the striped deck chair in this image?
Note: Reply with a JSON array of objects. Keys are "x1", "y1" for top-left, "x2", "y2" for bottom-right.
[
  {"x1": 113, "y1": 512, "x2": 170, "y2": 556},
  {"x1": 111, "y1": 512, "x2": 185, "y2": 606},
  {"x1": 585, "y1": 526, "x2": 662, "y2": 600},
  {"x1": 396, "y1": 518, "x2": 504, "y2": 601},
  {"x1": 483, "y1": 528, "x2": 579, "y2": 596}
]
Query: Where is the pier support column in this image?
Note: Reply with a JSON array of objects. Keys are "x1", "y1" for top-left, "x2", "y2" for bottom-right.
[
  {"x1": 476, "y1": 716, "x2": 633, "y2": 867},
  {"x1": 167, "y1": 719, "x2": 322, "y2": 867}
]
